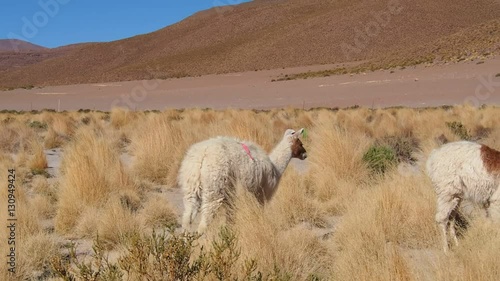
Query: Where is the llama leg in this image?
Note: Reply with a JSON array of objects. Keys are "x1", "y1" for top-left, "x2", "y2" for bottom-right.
[
  {"x1": 182, "y1": 195, "x2": 200, "y2": 231},
  {"x1": 449, "y1": 211, "x2": 460, "y2": 247},
  {"x1": 197, "y1": 167, "x2": 231, "y2": 233},
  {"x1": 436, "y1": 196, "x2": 460, "y2": 252},
  {"x1": 197, "y1": 194, "x2": 224, "y2": 233},
  {"x1": 487, "y1": 199, "x2": 500, "y2": 221}
]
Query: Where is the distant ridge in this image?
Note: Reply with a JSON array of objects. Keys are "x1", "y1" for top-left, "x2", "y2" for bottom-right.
[
  {"x1": 1, "y1": 0, "x2": 500, "y2": 89},
  {"x1": 0, "y1": 39, "x2": 47, "y2": 52}
]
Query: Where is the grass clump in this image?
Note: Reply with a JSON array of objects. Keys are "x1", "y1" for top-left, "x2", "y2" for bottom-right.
[
  {"x1": 446, "y1": 121, "x2": 472, "y2": 140},
  {"x1": 139, "y1": 195, "x2": 178, "y2": 229},
  {"x1": 28, "y1": 140, "x2": 48, "y2": 171},
  {"x1": 379, "y1": 135, "x2": 419, "y2": 164},
  {"x1": 55, "y1": 127, "x2": 137, "y2": 238},
  {"x1": 31, "y1": 168, "x2": 51, "y2": 178},
  {"x1": 276, "y1": 67, "x2": 349, "y2": 81},
  {"x1": 363, "y1": 145, "x2": 397, "y2": 174},
  {"x1": 28, "y1": 120, "x2": 48, "y2": 130},
  {"x1": 434, "y1": 219, "x2": 500, "y2": 281}
]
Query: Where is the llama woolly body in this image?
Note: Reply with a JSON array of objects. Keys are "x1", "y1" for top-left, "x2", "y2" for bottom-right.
[
  {"x1": 426, "y1": 141, "x2": 500, "y2": 252},
  {"x1": 178, "y1": 129, "x2": 306, "y2": 232}
]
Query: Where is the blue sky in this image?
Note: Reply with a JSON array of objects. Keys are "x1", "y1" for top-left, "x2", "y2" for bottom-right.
[{"x1": 1, "y1": 0, "x2": 250, "y2": 48}]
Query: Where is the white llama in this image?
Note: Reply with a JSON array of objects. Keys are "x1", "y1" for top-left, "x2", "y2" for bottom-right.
[
  {"x1": 426, "y1": 141, "x2": 500, "y2": 252},
  {"x1": 178, "y1": 128, "x2": 307, "y2": 232}
]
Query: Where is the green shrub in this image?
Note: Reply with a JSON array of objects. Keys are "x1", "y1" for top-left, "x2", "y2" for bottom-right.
[
  {"x1": 28, "y1": 120, "x2": 48, "y2": 130},
  {"x1": 50, "y1": 227, "x2": 278, "y2": 281},
  {"x1": 119, "y1": 228, "x2": 206, "y2": 281},
  {"x1": 363, "y1": 145, "x2": 397, "y2": 174},
  {"x1": 31, "y1": 168, "x2": 51, "y2": 178},
  {"x1": 446, "y1": 121, "x2": 472, "y2": 140}
]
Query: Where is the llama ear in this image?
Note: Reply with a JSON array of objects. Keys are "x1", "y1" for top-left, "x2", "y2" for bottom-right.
[
  {"x1": 284, "y1": 129, "x2": 296, "y2": 138},
  {"x1": 291, "y1": 128, "x2": 305, "y2": 139}
]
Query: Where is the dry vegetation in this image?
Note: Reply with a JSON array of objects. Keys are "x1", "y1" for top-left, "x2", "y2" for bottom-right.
[{"x1": 1, "y1": 105, "x2": 500, "y2": 280}]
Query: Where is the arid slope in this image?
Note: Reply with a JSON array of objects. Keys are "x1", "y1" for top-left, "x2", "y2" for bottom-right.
[{"x1": 1, "y1": 0, "x2": 500, "y2": 88}]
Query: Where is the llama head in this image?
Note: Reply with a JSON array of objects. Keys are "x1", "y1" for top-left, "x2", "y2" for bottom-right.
[{"x1": 284, "y1": 128, "x2": 307, "y2": 160}]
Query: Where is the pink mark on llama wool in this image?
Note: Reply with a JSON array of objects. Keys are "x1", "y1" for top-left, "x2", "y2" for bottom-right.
[{"x1": 241, "y1": 143, "x2": 254, "y2": 161}]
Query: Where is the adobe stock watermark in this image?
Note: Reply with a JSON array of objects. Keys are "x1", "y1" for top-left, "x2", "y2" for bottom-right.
[
  {"x1": 464, "y1": 74, "x2": 500, "y2": 107},
  {"x1": 340, "y1": 0, "x2": 404, "y2": 61},
  {"x1": 7, "y1": 0, "x2": 71, "y2": 52},
  {"x1": 110, "y1": 68, "x2": 164, "y2": 110}
]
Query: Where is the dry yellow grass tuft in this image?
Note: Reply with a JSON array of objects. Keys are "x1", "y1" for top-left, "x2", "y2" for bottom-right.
[
  {"x1": 43, "y1": 127, "x2": 64, "y2": 149},
  {"x1": 27, "y1": 139, "x2": 48, "y2": 172},
  {"x1": 55, "y1": 127, "x2": 137, "y2": 235},
  {"x1": 139, "y1": 194, "x2": 178, "y2": 229},
  {"x1": 15, "y1": 232, "x2": 59, "y2": 280},
  {"x1": 0, "y1": 122, "x2": 37, "y2": 153},
  {"x1": 131, "y1": 114, "x2": 192, "y2": 185},
  {"x1": 0, "y1": 155, "x2": 59, "y2": 280},
  {"x1": 110, "y1": 107, "x2": 142, "y2": 129},
  {"x1": 96, "y1": 198, "x2": 142, "y2": 248},
  {"x1": 308, "y1": 117, "x2": 371, "y2": 213},
  {"x1": 227, "y1": 188, "x2": 333, "y2": 279},
  {"x1": 437, "y1": 220, "x2": 500, "y2": 281},
  {"x1": 269, "y1": 169, "x2": 327, "y2": 228}
]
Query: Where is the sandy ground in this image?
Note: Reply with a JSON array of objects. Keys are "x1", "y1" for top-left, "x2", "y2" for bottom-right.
[{"x1": 1, "y1": 58, "x2": 499, "y2": 111}]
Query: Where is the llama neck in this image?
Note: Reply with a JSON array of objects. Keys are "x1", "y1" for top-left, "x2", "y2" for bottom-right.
[{"x1": 269, "y1": 139, "x2": 292, "y2": 176}]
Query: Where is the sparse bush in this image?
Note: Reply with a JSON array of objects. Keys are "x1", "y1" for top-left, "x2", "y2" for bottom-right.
[
  {"x1": 363, "y1": 145, "x2": 397, "y2": 174},
  {"x1": 474, "y1": 125, "x2": 492, "y2": 139},
  {"x1": 379, "y1": 135, "x2": 419, "y2": 164},
  {"x1": 51, "y1": 226, "x2": 294, "y2": 280},
  {"x1": 31, "y1": 168, "x2": 51, "y2": 178},
  {"x1": 28, "y1": 120, "x2": 48, "y2": 130},
  {"x1": 446, "y1": 121, "x2": 472, "y2": 140},
  {"x1": 81, "y1": 116, "x2": 91, "y2": 124},
  {"x1": 118, "y1": 228, "x2": 206, "y2": 281},
  {"x1": 52, "y1": 235, "x2": 123, "y2": 281}
]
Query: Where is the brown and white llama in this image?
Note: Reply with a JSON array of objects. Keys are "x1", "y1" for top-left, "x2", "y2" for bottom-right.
[{"x1": 426, "y1": 141, "x2": 500, "y2": 252}]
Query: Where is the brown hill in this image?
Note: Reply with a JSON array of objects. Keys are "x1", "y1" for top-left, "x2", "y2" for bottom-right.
[
  {"x1": 1, "y1": 0, "x2": 500, "y2": 89},
  {"x1": 0, "y1": 39, "x2": 47, "y2": 52},
  {"x1": 0, "y1": 42, "x2": 94, "y2": 73}
]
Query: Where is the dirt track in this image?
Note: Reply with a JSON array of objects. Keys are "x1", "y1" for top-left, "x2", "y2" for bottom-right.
[{"x1": 1, "y1": 58, "x2": 499, "y2": 111}]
